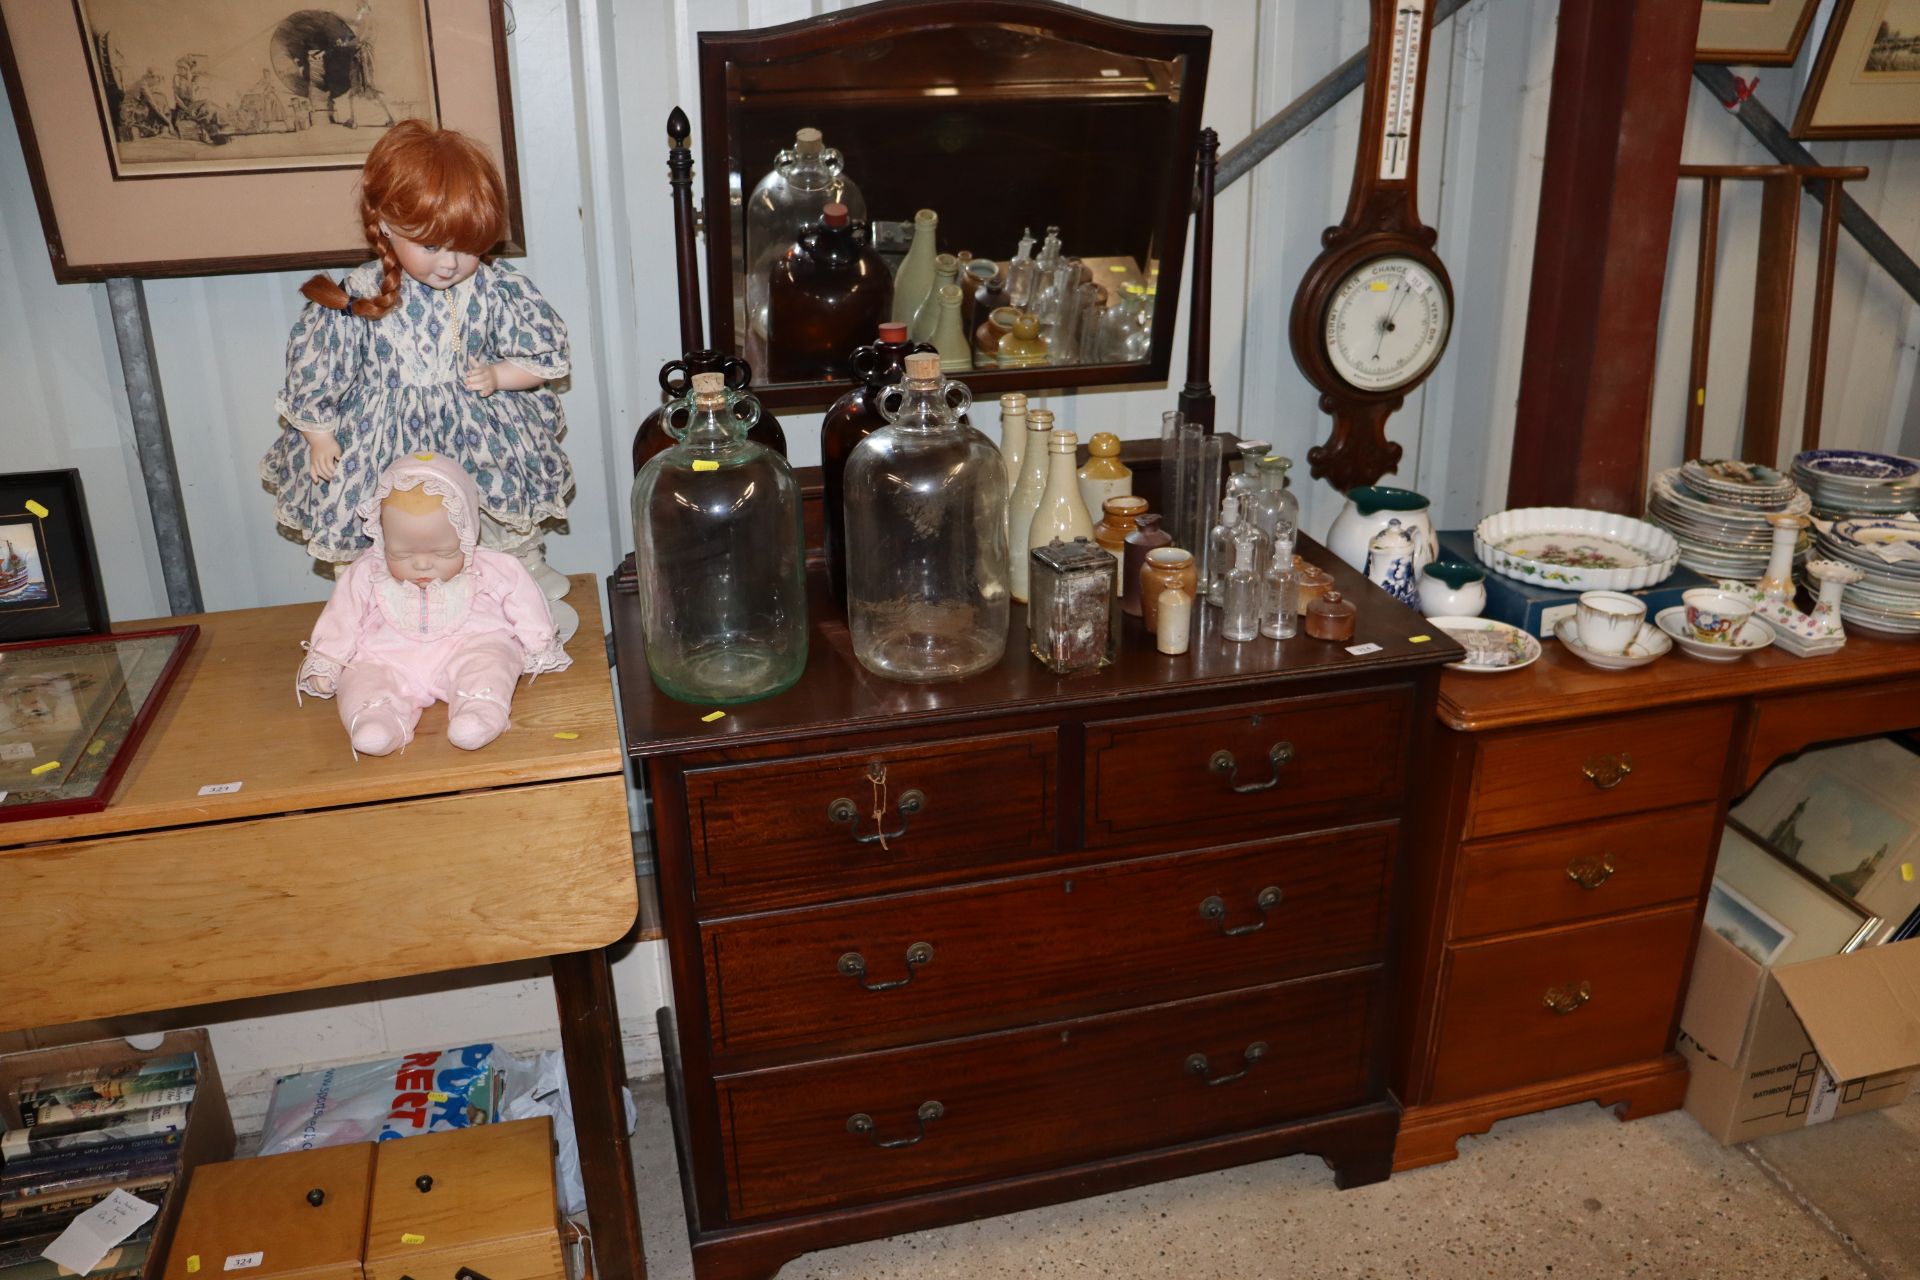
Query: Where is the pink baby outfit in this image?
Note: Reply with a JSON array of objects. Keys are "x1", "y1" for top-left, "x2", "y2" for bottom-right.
[{"x1": 297, "y1": 453, "x2": 570, "y2": 757}]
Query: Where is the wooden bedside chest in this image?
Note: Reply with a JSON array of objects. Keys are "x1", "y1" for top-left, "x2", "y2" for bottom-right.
[{"x1": 612, "y1": 545, "x2": 1457, "y2": 1280}]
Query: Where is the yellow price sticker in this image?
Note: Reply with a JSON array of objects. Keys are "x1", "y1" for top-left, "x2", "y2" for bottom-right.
[
  {"x1": 187, "y1": 1259, "x2": 201, "y2": 1274},
  {"x1": 1696, "y1": 388, "x2": 1705, "y2": 407},
  {"x1": 88, "y1": 738, "x2": 107, "y2": 755},
  {"x1": 401, "y1": 1235, "x2": 426, "y2": 1246},
  {"x1": 553, "y1": 731, "x2": 580, "y2": 740},
  {"x1": 692, "y1": 460, "x2": 720, "y2": 472},
  {"x1": 1369, "y1": 280, "x2": 1391, "y2": 292},
  {"x1": 428, "y1": 1091, "x2": 449, "y2": 1102},
  {"x1": 414, "y1": 452, "x2": 435, "y2": 461},
  {"x1": 24, "y1": 499, "x2": 49, "y2": 518},
  {"x1": 701, "y1": 710, "x2": 726, "y2": 723},
  {"x1": 30, "y1": 760, "x2": 59, "y2": 776},
  {"x1": 1408, "y1": 635, "x2": 1431, "y2": 643},
  {"x1": 1107, "y1": 264, "x2": 1127, "y2": 272},
  {"x1": 1904, "y1": 863, "x2": 1914, "y2": 883}
]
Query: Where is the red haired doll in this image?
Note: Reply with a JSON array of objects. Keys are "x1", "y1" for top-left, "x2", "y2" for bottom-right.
[{"x1": 262, "y1": 121, "x2": 575, "y2": 629}]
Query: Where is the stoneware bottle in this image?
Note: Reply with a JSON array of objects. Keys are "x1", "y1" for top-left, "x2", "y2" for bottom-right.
[
  {"x1": 1078, "y1": 432, "x2": 1132, "y2": 518},
  {"x1": 1122, "y1": 512, "x2": 1172, "y2": 617},
  {"x1": 891, "y1": 208, "x2": 939, "y2": 330},
  {"x1": 932, "y1": 284, "x2": 972, "y2": 372},
  {"x1": 998, "y1": 311, "x2": 1049, "y2": 367},
  {"x1": 997, "y1": 392, "x2": 1028, "y2": 490},
  {"x1": 912, "y1": 250, "x2": 960, "y2": 344},
  {"x1": 1028, "y1": 428, "x2": 1096, "y2": 572},
  {"x1": 1095, "y1": 495, "x2": 1147, "y2": 596},
  {"x1": 1139, "y1": 546, "x2": 1197, "y2": 634},
  {"x1": 1006, "y1": 407, "x2": 1056, "y2": 603}
]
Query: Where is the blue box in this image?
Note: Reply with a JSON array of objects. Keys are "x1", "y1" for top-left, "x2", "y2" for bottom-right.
[{"x1": 1436, "y1": 529, "x2": 1710, "y2": 638}]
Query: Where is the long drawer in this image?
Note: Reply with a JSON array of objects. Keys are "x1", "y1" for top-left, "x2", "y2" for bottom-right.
[
  {"x1": 683, "y1": 730, "x2": 1060, "y2": 912},
  {"x1": 1465, "y1": 706, "x2": 1733, "y2": 840},
  {"x1": 1451, "y1": 803, "x2": 1720, "y2": 941},
  {"x1": 1083, "y1": 687, "x2": 1412, "y2": 851},
  {"x1": 714, "y1": 969, "x2": 1381, "y2": 1222},
  {"x1": 701, "y1": 823, "x2": 1395, "y2": 1063},
  {"x1": 1427, "y1": 905, "x2": 1697, "y2": 1103}
]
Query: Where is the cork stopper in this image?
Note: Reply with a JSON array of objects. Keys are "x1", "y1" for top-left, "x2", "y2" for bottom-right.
[
  {"x1": 1088, "y1": 432, "x2": 1120, "y2": 458},
  {"x1": 903, "y1": 351, "x2": 942, "y2": 382},
  {"x1": 822, "y1": 202, "x2": 848, "y2": 227},
  {"x1": 794, "y1": 127, "x2": 823, "y2": 154},
  {"x1": 1048, "y1": 429, "x2": 1079, "y2": 453},
  {"x1": 690, "y1": 372, "x2": 725, "y2": 395},
  {"x1": 878, "y1": 322, "x2": 909, "y2": 343}
]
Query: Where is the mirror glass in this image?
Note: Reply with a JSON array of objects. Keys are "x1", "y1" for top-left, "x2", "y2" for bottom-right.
[{"x1": 700, "y1": 7, "x2": 1210, "y2": 406}]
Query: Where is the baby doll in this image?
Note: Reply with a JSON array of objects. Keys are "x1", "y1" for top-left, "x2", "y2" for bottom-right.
[
  {"x1": 298, "y1": 453, "x2": 570, "y2": 758},
  {"x1": 261, "y1": 120, "x2": 575, "y2": 625}
]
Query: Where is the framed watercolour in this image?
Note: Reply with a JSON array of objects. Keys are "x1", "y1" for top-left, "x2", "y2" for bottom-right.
[
  {"x1": 1716, "y1": 824, "x2": 1878, "y2": 964},
  {"x1": 0, "y1": 625, "x2": 197, "y2": 823},
  {"x1": 1705, "y1": 879, "x2": 1795, "y2": 967},
  {"x1": 0, "y1": 470, "x2": 108, "y2": 643},
  {"x1": 0, "y1": 0, "x2": 523, "y2": 282},
  {"x1": 1793, "y1": 0, "x2": 1920, "y2": 138},
  {"x1": 1697, "y1": 0, "x2": 1822, "y2": 65}
]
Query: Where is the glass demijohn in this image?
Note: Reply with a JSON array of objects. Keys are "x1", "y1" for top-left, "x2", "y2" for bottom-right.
[
  {"x1": 745, "y1": 128, "x2": 866, "y2": 353},
  {"x1": 631, "y1": 373, "x2": 808, "y2": 704},
  {"x1": 844, "y1": 353, "x2": 1010, "y2": 682}
]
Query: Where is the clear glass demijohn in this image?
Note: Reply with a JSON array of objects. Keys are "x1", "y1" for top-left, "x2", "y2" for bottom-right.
[
  {"x1": 631, "y1": 373, "x2": 808, "y2": 704},
  {"x1": 744, "y1": 128, "x2": 867, "y2": 349},
  {"x1": 843, "y1": 352, "x2": 1010, "y2": 682}
]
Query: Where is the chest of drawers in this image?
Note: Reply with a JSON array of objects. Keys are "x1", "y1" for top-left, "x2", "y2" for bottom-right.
[{"x1": 612, "y1": 553, "x2": 1453, "y2": 1280}]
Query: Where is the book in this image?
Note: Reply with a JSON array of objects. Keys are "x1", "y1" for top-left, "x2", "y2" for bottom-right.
[
  {"x1": 0, "y1": 1109, "x2": 187, "y2": 1165},
  {"x1": 0, "y1": 1152, "x2": 179, "y2": 1203},
  {"x1": 0, "y1": 1233, "x2": 150, "y2": 1280},
  {"x1": 18, "y1": 1086, "x2": 195, "y2": 1134},
  {"x1": 0, "y1": 1134, "x2": 182, "y2": 1180},
  {"x1": 18, "y1": 1068, "x2": 196, "y2": 1116},
  {"x1": 14, "y1": 1055, "x2": 195, "y2": 1101},
  {"x1": 0, "y1": 1176, "x2": 170, "y2": 1243}
]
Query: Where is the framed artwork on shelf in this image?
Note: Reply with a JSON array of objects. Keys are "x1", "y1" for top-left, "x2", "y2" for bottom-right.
[
  {"x1": 1697, "y1": 0, "x2": 1822, "y2": 65},
  {"x1": 0, "y1": 625, "x2": 197, "y2": 823},
  {"x1": 0, "y1": 469, "x2": 109, "y2": 643},
  {"x1": 1793, "y1": 0, "x2": 1920, "y2": 139},
  {"x1": 0, "y1": 0, "x2": 523, "y2": 282}
]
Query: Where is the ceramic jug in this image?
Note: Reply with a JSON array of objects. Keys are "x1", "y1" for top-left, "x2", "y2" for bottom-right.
[
  {"x1": 1326, "y1": 486, "x2": 1434, "y2": 573},
  {"x1": 1364, "y1": 519, "x2": 1421, "y2": 608},
  {"x1": 1417, "y1": 560, "x2": 1487, "y2": 617}
]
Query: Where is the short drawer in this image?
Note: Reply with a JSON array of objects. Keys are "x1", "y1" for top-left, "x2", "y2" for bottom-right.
[
  {"x1": 1427, "y1": 905, "x2": 1696, "y2": 1103},
  {"x1": 701, "y1": 823, "x2": 1395, "y2": 1063},
  {"x1": 714, "y1": 969, "x2": 1380, "y2": 1222},
  {"x1": 683, "y1": 730, "x2": 1059, "y2": 912},
  {"x1": 1451, "y1": 803, "x2": 1720, "y2": 941},
  {"x1": 1465, "y1": 705, "x2": 1734, "y2": 840},
  {"x1": 1083, "y1": 687, "x2": 1412, "y2": 851},
  {"x1": 362, "y1": 1119, "x2": 563, "y2": 1280}
]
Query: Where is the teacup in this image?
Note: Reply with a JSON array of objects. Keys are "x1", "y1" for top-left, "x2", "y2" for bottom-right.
[
  {"x1": 1575, "y1": 591, "x2": 1647, "y2": 656},
  {"x1": 1683, "y1": 588, "x2": 1754, "y2": 645}
]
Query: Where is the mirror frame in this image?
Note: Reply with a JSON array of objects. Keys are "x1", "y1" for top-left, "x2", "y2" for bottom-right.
[{"x1": 696, "y1": 0, "x2": 1212, "y2": 409}]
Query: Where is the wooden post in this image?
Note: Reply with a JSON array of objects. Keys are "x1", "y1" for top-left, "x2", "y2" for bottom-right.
[
  {"x1": 1803, "y1": 176, "x2": 1845, "y2": 452},
  {"x1": 1684, "y1": 178, "x2": 1721, "y2": 463},
  {"x1": 1741, "y1": 172, "x2": 1802, "y2": 467},
  {"x1": 1505, "y1": 0, "x2": 1703, "y2": 513},
  {"x1": 1177, "y1": 128, "x2": 1218, "y2": 434}
]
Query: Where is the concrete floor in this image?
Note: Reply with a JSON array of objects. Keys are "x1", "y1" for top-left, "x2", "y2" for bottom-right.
[{"x1": 629, "y1": 1080, "x2": 1918, "y2": 1280}]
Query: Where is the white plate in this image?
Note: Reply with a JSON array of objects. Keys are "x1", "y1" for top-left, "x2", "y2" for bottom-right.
[
  {"x1": 1475, "y1": 508, "x2": 1679, "y2": 592},
  {"x1": 1653, "y1": 608, "x2": 1774, "y2": 662},
  {"x1": 1426, "y1": 616, "x2": 1541, "y2": 674},
  {"x1": 1552, "y1": 617, "x2": 1672, "y2": 670}
]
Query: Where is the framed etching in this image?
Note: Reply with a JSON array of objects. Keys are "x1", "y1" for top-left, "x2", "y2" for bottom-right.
[
  {"x1": 0, "y1": 469, "x2": 109, "y2": 643},
  {"x1": 1794, "y1": 0, "x2": 1920, "y2": 138},
  {"x1": 0, "y1": 0, "x2": 522, "y2": 282},
  {"x1": 1697, "y1": 0, "x2": 1822, "y2": 65}
]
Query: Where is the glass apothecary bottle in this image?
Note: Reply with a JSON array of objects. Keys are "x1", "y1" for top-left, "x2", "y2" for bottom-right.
[
  {"x1": 821, "y1": 322, "x2": 935, "y2": 612},
  {"x1": 844, "y1": 353, "x2": 1009, "y2": 682},
  {"x1": 745, "y1": 128, "x2": 866, "y2": 356},
  {"x1": 1246, "y1": 454, "x2": 1300, "y2": 569},
  {"x1": 766, "y1": 202, "x2": 893, "y2": 383},
  {"x1": 632, "y1": 373, "x2": 808, "y2": 704}
]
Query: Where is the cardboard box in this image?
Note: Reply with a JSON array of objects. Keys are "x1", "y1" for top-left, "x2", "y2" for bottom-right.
[
  {"x1": 1677, "y1": 927, "x2": 1920, "y2": 1143},
  {"x1": 1435, "y1": 529, "x2": 1711, "y2": 638},
  {"x1": 0, "y1": 1029, "x2": 236, "y2": 1280}
]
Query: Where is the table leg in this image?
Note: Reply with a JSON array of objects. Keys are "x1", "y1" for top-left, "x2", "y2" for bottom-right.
[{"x1": 552, "y1": 946, "x2": 647, "y2": 1280}]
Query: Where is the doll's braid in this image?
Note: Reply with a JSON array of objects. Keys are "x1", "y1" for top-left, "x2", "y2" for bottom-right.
[{"x1": 361, "y1": 207, "x2": 404, "y2": 319}]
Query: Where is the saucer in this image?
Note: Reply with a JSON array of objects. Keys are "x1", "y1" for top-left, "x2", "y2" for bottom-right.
[
  {"x1": 1553, "y1": 616, "x2": 1672, "y2": 670},
  {"x1": 1426, "y1": 616, "x2": 1541, "y2": 674},
  {"x1": 1654, "y1": 608, "x2": 1775, "y2": 662}
]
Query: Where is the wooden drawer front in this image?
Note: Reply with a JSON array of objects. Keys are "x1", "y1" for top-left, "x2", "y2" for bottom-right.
[
  {"x1": 1083, "y1": 687, "x2": 1412, "y2": 851},
  {"x1": 363, "y1": 1120, "x2": 563, "y2": 1280},
  {"x1": 715, "y1": 970, "x2": 1379, "y2": 1222},
  {"x1": 702, "y1": 823, "x2": 1394, "y2": 1063},
  {"x1": 685, "y1": 730, "x2": 1059, "y2": 911},
  {"x1": 1452, "y1": 803, "x2": 1720, "y2": 941},
  {"x1": 1427, "y1": 906, "x2": 1697, "y2": 1103},
  {"x1": 164, "y1": 1145, "x2": 373, "y2": 1280},
  {"x1": 1466, "y1": 706, "x2": 1734, "y2": 840}
]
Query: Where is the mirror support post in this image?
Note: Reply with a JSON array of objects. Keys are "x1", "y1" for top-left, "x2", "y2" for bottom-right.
[
  {"x1": 667, "y1": 106, "x2": 705, "y2": 351},
  {"x1": 1178, "y1": 127, "x2": 1219, "y2": 434}
]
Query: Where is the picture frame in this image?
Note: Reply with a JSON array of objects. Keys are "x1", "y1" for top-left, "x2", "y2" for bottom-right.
[
  {"x1": 0, "y1": 0, "x2": 524, "y2": 283},
  {"x1": 1698, "y1": 0, "x2": 1823, "y2": 66},
  {"x1": 1717, "y1": 823, "x2": 1878, "y2": 963},
  {"x1": 0, "y1": 625, "x2": 198, "y2": 823},
  {"x1": 1793, "y1": 0, "x2": 1920, "y2": 139},
  {"x1": 1705, "y1": 879, "x2": 1796, "y2": 966},
  {"x1": 0, "y1": 469, "x2": 109, "y2": 643}
]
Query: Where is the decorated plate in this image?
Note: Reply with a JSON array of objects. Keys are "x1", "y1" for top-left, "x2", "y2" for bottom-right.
[
  {"x1": 1474, "y1": 507, "x2": 1679, "y2": 591},
  {"x1": 1426, "y1": 616, "x2": 1541, "y2": 674},
  {"x1": 1793, "y1": 449, "x2": 1920, "y2": 482}
]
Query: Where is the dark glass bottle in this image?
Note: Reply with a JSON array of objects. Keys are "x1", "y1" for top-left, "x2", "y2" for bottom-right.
[
  {"x1": 821, "y1": 322, "x2": 936, "y2": 611},
  {"x1": 767, "y1": 202, "x2": 893, "y2": 384},
  {"x1": 630, "y1": 350, "x2": 787, "y2": 472}
]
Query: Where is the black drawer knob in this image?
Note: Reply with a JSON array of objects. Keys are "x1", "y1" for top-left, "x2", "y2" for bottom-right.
[
  {"x1": 305, "y1": 1188, "x2": 325, "y2": 1207},
  {"x1": 415, "y1": 1174, "x2": 434, "y2": 1193}
]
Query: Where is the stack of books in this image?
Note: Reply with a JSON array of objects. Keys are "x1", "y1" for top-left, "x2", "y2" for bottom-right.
[{"x1": 0, "y1": 1053, "x2": 198, "y2": 1280}]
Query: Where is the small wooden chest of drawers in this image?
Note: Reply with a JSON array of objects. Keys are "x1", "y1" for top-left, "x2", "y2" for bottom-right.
[
  {"x1": 164, "y1": 1145, "x2": 374, "y2": 1280},
  {"x1": 615, "y1": 559, "x2": 1454, "y2": 1280}
]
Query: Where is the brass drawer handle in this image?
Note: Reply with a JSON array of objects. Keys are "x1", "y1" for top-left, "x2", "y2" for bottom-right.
[
  {"x1": 1185, "y1": 1041, "x2": 1269, "y2": 1087},
  {"x1": 847, "y1": 1100, "x2": 944, "y2": 1149},
  {"x1": 1199, "y1": 885, "x2": 1283, "y2": 937},
  {"x1": 838, "y1": 942, "x2": 934, "y2": 992},
  {"x1": 1566, "y1": 854, "x2": 1616, "y2": 890},
  {"x1": 827, "y1": 763, "x2": 926, "y2": 848},
  {"x1": 1209, "y1": 742, "x2": 1293, "y2": 793},
  {"x1": 1544, "y1": 981, "x2": 1593, "y2": 1014},
  {"x1": 1582, "y1": 752, "x2": 1633, "y2": 791}
]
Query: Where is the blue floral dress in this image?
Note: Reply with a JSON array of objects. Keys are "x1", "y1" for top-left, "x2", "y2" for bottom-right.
[{"x1": 262, "y1": 259, "x2": 573, "y2": 563}]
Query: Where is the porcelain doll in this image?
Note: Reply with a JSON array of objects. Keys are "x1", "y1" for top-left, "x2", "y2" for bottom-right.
[
  {"x1": 261, "y1": 119, "x2": 577, "y2": 635},
  {"x1": 297, "y1": 453, "x2": 570, "y2": 758}
]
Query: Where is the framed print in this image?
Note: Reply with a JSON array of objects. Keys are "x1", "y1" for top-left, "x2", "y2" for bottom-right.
[
  {"x1": 1705, "y1": 879, "x2": 1795, "y2": 966},
  {"x1": 0, "y1": 470, "x2": 109, "y2": 643},
  {"x1": 0, "y1": 625, "x2": 197, "y2": 823},
  {"x1": 1716, "y1": 824, "x2": 1878, "y2": 963},
  {"x1": 1698, "y1": 0, "x2": 1823, "y2": 65},
  {"x1": 1794, "y1": 0, "x2": 1920, "y2": 138},
  {"x1": 0, "y1": 0, "x2": 523, "y2": 282}
]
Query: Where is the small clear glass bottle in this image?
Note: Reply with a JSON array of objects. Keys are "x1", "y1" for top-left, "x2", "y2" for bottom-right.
[
  {"x1": 1260, "y1": 555, "x2": 1298, "y2": 640},
  {"x1": 844, "y1": 353, "x2": 1009, "y2": 682},
  {"x1": 631, "y1": 373, "x2": 807, "y2": 704},
  {"x1": 1220, "y1": 537, "x2": 1260, "y2": 643},
  {"x1": 1206, "y1": 495, "x2": 1245, "y2": 604},
  {"x1": 1246, "y1": 454, "x2": 1300, "y2": 568}
]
